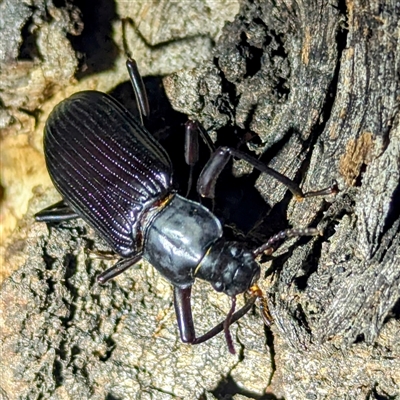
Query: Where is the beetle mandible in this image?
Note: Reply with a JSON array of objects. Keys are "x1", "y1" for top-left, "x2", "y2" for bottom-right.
[{"x1": 36, "y1": 58, "x2": 337, "y2": 353}]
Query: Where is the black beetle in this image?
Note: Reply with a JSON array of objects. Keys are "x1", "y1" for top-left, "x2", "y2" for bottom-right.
[{"x1": 36, "y1": 59, "x2": 337, "y2": 353}]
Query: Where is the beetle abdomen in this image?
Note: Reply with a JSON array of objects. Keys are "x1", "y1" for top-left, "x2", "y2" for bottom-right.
[{"x1": 44, "y1": 90, "x2": 173, "y2": 256}]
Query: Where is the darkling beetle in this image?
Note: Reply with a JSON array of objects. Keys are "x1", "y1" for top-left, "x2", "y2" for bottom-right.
[{"x1": 35, "y1": 58, "x2": 338, "y2": 354}]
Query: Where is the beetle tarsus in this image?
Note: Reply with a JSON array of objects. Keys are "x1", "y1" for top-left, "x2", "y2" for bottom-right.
[
  {"x1": 249, "y1": 285, "x2": 273, "y2": 326},
  {"x1": 303, "y1": 179, "x2": 339, "y2": 198}
]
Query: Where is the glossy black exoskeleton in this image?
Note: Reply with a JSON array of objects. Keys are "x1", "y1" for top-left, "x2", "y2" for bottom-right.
[{"x1": 36, "y1": 59, "x2": 337, "y2": 353}]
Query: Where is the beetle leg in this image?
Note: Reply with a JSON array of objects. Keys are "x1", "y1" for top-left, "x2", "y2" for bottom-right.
[
  {"x1": 192, "y1": 295, "x2": 257, "y2": 346},
  {"x1": 174, "y1": 285, "x2": 257, "y2": 352},
  {"x1": 249, "y1": 285, "x2": 273, "y2": 326},
  {"x1": 252, "y1": 227, "x2": 321, "y2": 258},
  {"x1": 173, "y1": 286, "x2": 196, "y2": 343},
  {"x1": 196, "y1": 147, "x2": 231, "y2": 199},
  {"x1": 126, "y1": 58, "x2": 150, "y2": 126},
  {"x1": 88, "y1": 250, "x2": 117, "y2": 261},
  {"x1": 184, "y1": 121, "x2": 199, "y2": 197},
  {"x1": 35, "y1": 200, "x2": 79, "y2": 222},
  {"x1": 97, "y1": 253, "x2": 143, "y2": 284},
  {"x1": 121, "y1": 18, "x2": 150, "y2": 126},
  {"x1": 197, "y1": 146, "x2": 338, "y2": 199},
  {"x1": 184, "y1": 120, "x2": 216, "y2": 197}
]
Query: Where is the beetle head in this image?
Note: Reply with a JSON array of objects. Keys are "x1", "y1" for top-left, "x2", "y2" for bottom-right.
[{"x1": 197, "y1": 240, "x2": 260, "y2": 297}]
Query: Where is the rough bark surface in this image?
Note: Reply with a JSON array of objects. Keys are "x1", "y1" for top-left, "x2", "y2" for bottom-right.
[{"x1": 1, "y1": 0, "x2": 399, "y2": 399}]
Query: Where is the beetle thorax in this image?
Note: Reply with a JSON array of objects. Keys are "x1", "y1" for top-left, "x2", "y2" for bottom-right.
[{"x1": 143, "y1": 194, "x2": 224, "y2": 287}]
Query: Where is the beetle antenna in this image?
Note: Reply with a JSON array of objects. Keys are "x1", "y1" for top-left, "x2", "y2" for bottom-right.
[
  {"x1": 224, "y1": 296, "x2": 237, "y2": 354},
  {"x1": 253, "y1": 227, "x2": 321, "y2": 258}
]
